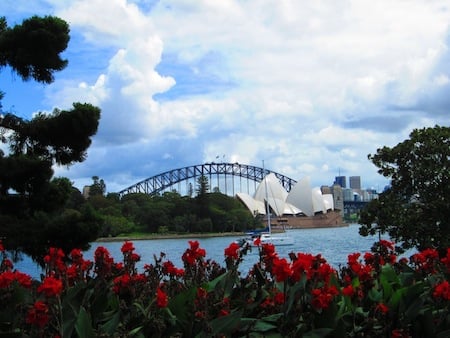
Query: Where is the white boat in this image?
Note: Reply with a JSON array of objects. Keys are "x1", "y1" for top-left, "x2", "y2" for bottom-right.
[
  {"x1": 239, "y1": 162, "x2": 294, "y2": 247},
  {"x1": 241, "y1": 231, "x2": 294, "y2": 246}
]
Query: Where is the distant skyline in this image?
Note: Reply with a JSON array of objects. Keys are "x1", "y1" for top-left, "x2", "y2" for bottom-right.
[{"x1": 1, "y1": 0, "x2": 449, "y2": 193}]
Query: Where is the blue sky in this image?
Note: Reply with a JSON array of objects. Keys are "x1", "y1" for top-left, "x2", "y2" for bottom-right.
[{"x1": 1, "y1": 0, "x2": 450, "y2": 193}]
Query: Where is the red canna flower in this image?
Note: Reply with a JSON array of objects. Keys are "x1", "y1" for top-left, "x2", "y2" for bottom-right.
[
  {"x1": 156, "y1": 287, "x2": 169, "y2": 308},
  {"x1": 0, "y1": 271, "x2": 16, "y2": 288},
  {"x1": 112, "y1": 273, "x2": 131, "y2": 294},
  {"x1": 182, "y1": 241, "x2": 206, "y2": 266},
  {"x1": 433, "y1": 280, "x2": 450, "y2": 301},
  {"x1": 163, "y1": 261, "x2": 184, "y2": 277},
  {"x1": 38, "y1": 276, "x2": 63, "y2": 297},
  {"x1": 14, "y1": 271, "x2": 32, "y2": 288},
  {"x1": 26, "y1": 301, "x2": 49, "y2": 328},
  {"x1": 253, "y1": 237, "x2": 261, "y2": 246},
  {"x1": 224, "y1": 242, "x2": 240, "y2": 260},
  {"x1": 121, "y1": 241, "x2": 135, "y2": 253},
  {"x1": 311, "y1": 285, "x2": 339, "y2": 310},
  {"x1": 342, "y1": 285, "x2": 354, "y2": 297},
  {"x1": 272, "y1": 257, "x2": 292, "y2": 282},
  {"x1": 375, "y1": 302, "x2": 389, "y2": 314},
  {"x1": 274, "y1": 291, "x2": 285, "y2": 304},
  {"x1": 94, "y1": 246, "x2": 114, "y2": 277},
  {"x1": 391, "y1": 328, "x2": 410, "y2": 338},
  {"x1": 219, "y1": 309, "x2": 229, "y2": 317}
]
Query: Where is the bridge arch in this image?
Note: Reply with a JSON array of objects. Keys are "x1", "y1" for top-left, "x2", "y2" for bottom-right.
[{"x1": 117, "y1": 162, "x2": 297, "y2": 198}]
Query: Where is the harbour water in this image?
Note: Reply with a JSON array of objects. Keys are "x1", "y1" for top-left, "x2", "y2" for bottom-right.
[{"x1": 12, "y1": 224, "x2": 413, "y2": 279}]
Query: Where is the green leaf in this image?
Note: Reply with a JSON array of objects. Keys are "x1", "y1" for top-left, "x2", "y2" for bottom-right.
[
  {"x1": 209, "y1": 310, "x2": 243, "y2": 336},
  {"x1": 74, "y1": 306, "x2": 94, "y2": 338},
  {"x1": 261, "y1": 313, "x2": 283, "y2": 323},
  {"x1": 303, "y1": 328, "x2": 334, "y2": 338},
  {"x1": 252, "y1": 320, "x2": 278, "y2": 332},
  {"x1": 99, "y1": 311, "x2": 120, "y2": 336}
]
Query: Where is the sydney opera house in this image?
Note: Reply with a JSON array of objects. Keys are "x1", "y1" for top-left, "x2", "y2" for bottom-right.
[{"x1": 236, "y1": 173, "x2": 344, "y2": 228}]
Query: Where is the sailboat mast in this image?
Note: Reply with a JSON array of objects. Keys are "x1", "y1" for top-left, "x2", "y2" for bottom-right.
[{"x1": 263, "y1": 160, "x2": 271, "y2": 233}]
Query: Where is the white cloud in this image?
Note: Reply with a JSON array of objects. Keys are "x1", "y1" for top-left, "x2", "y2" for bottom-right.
[{"x1": 4, "y1": 0, "x2": 450, "y2": 193}]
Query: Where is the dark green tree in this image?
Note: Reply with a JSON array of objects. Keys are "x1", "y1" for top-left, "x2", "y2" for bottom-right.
[
  {"x1": 195, "y1": 175, "x2": 210, "y2": 218},
  {"x1": 359, "y1": 125, "x2": 450, "y2": 252},
  {"x1": 0, "y1": 15, "x2": 101, "y2": 260},
  {"x1": 89, "y1": 175, "x2": 106, "y2": 197}
]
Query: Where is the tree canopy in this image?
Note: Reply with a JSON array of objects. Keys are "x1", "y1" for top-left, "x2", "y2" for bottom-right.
[
  {"x1": 359, "y1": 125, "x2": 450, "y2": 252},
  {"x1": 0, "y1": 15, "x2": 101, "y2": 261}
]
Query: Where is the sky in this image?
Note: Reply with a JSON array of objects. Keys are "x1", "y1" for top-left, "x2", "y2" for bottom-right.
[{"x1": 1, "y1": 0, "x2": 450, "y2": 194}]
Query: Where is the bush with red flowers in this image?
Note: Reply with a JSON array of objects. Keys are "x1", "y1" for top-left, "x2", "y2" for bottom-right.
[{"x1": 0, "y1": 239, "x2": 449, "y2": 337}]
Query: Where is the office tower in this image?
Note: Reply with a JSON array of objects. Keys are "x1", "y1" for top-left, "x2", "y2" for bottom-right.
[
  {"x1": 349, "y1": 176, "x2": 361, "y2": 190},
  {"x1": 334, "y1": 176, "x2": 346, "y2": 188}
]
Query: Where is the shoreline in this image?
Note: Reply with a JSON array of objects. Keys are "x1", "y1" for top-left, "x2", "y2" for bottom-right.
[
  {"x1": 95, "y1": 223, "x2": 351, "y2": 242},
  {"x1": 95, "y1": 231, "x2": 245, "y2": 242}
]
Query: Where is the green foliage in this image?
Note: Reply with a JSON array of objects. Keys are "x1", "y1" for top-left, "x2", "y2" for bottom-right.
[
  {"x1": 0, "y1": 15, "x2": 69, "y2": 83},
  {"x1": 360, "y1": 125, "x2": 450, "y2": 252},
  {"x1": 0, "y1": 240, "x2": 449, "y2": 337},
  {"x1": 0, "y1": 14, "x2": 101, "y2": 262}
]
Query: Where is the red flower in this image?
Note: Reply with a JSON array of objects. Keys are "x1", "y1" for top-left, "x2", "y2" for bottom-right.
[
  {"x1": 433, "y1": 280, "x2": 450, "y2": 301},
  {"x1": 391, "y1": 329, "x2": 410, "y2": 338},
  {"x1": 163, "y1": 261, "x2": 184, "y2": 277},
  {"x1": 182, "y1": 241, "x2": 206, "y2": 266},
  {"x1": 94, "y1": 246, "x2": 114, "y2": 277},
  {"x1": 253, "y1": 237, "x2": 261, "y2": 246},
  {"x1": 224, "y1": 242, "x2": 240, "y2": 260},
  {"x1": 26, "y1": 301, "x2": 49, "y2": 328},
  {"x1": 219, "y1": 309, "x2": 229, "y2": 317},
  {"x1": 70, "y1": 248, "x2": 83, "y2": 262},
  {"x1": 121, "y1": 241, "x2": 135, "y2": 253},
  {"x1": 291, "y1": 252, "x2": 314, "y2": 281},
  {"x1": 342, "y1": 285, "x2": 354, "y2": 297},
  {"x1": 311, "y1": 285, "x2": 339, "y2": 310},
  {"x1": 14, "y1": 271, "x2": 32, "y2": 288},
  {"x1": 0, "y1": 271, "x2": 16, "y2": 288},
  {"x1": 156, "y1": 287, "x2": 168, "y2": 308},
  {"x1": 272, "y1": 257, "x2": 292, "y2": 282},
  {"x1": 375, "y1": 302, "x2": 389, "y2": 314},
  {"x1": 379, "y1": 239, "x2": 395, "y2": 250},
  {"x1": 38, "y1": 276, "x2": 63, "y2": 297},
  {"x1": 274, "y1": 291, "x2": 285, "y2": 304},
  {"x1": 112, "y1": 273, "x2": 131, "y2": 294}
]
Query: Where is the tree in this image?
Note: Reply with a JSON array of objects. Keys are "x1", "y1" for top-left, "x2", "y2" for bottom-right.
[
  {"x1": 195, "y1": 175, "x2": 210, "y2": 218},
  {"x1": 359, "y1": 125, "x2": 450, "y2": 252},
  {"x1": 89, "y1": 175, "x2": 106, "y2": 197},
  {"x1": 0, "y1": 15, "x2": 101, "y2": 260}
]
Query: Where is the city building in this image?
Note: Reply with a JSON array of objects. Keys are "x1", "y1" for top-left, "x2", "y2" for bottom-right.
[
  {"x1": 349, "y1": 176, "x2": 361, "y2": 190},
  {"x1": 334, "y1": 176, "x2": 346, "y2": 188}
]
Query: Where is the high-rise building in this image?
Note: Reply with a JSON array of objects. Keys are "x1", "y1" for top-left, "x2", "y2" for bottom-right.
[
  {"x1": 334, "y1": 176, "x2": 346, "y2": 188},
  {"x1": 349, "y1": 176, "x2": 361, "y2": 190}
]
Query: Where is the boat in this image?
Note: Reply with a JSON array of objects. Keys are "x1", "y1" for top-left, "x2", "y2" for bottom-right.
[{"x1": 238, "y1": 162, "x2": 294, "y2": 247}]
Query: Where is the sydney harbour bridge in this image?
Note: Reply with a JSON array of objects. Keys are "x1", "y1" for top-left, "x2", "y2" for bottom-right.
[
  {"x1": 118, "y1": 162, "x2": 297, "y2": 198},
  {"x1": 117, "y1": 162, "x2": 367, "y2": 216}
]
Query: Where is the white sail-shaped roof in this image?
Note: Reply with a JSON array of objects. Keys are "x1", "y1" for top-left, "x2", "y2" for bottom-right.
[
  {"x1": 236, "y1": 192, "x2": 266, "y2": 215},
  {"x1": 283, "y1": 202, "x2": 303, "y2": 215},
  {"x1": 254, "y1": 173, "x2": 287, "y2": 216},
  {"x1": 323, "y1": 194, "x2": 334, "y2": 211},
  {"x1": 312, "y1": 187, "x2": 326, "y2": 214},
  {"x1": 286, "y1": 176, "x2": 314, "y2": 216},
  {"x1": 236, "y1": 173, "x2": 334, "y2": 218}
]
